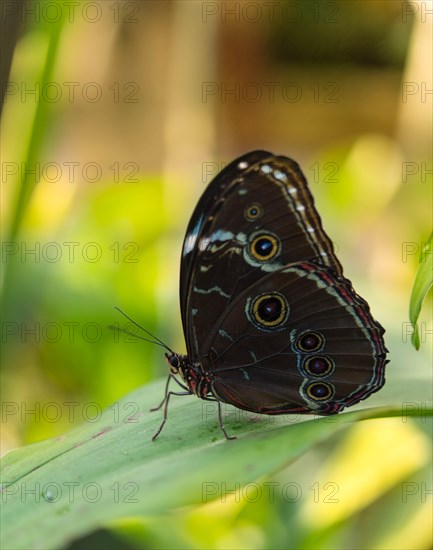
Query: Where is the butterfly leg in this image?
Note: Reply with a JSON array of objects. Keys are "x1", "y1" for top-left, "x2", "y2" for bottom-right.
[
  {"x1": 150, "y1": 374, "x2": 172, "y2": 412},
  {"x1": 150, "y1": 373, "x2": 189, "y2": 412},
  {"x1": 217, "y1": 400, "x2": 237, "y2": 441},
  {"x1": 152, "y1": 389, "x2": 191, "y2": 440}
]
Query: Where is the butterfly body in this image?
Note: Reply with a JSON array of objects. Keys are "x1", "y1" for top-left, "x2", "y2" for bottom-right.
[{"x1": 154, "y1": 151, "x2": 388, "y2": 439}]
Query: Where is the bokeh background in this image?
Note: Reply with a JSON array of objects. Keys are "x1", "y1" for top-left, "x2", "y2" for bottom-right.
[{"x1": 1, "y1": 1, "x2": 432, "y2": 549}]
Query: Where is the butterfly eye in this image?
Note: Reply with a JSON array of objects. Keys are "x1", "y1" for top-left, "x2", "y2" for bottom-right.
[
  {"x1": 296, "y1": 331, "x2": 324, "y2": 352},
  {"x1": 249, "y1": 292, "x2": 289, "y2": 329},
  {"x1": 303, "y1": 355, "x2": 334, "y2": 377},
  {"x1": 249, "y1": 233, "x2": 280, "y2": 261},
  {"x1": 244, "y1": 203, "x2": 263, "y2": 221},
  {"x1": 305, "y1": 381, "x2": 335, "y2": 401},
  {"x1": 166, "y1": 353, "x2": 180, "y2": 374}
]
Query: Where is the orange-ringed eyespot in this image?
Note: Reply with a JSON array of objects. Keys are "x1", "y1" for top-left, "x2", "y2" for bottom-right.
[
  {"x1": 304, "y1": 355, "x2": 334, "y2": 377},
  {"x1": 244, "y1": 203, "x2": 263, "y2": 221},
  {"x1": 249, "y1": 232, "x2": 280, "y2": 261},
  {"x1": 305, "y1": 382, "x2": 334, "y2": 401},
  {"x1": 250, "y1": 292, "x2": 289, "y2": 328},
  {"x1": 296, "y1": 331, "x2": 324, "y2": 352}
]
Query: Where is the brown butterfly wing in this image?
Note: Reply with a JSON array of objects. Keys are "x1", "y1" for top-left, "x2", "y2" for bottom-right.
[
  {"x1": 204, "y1": 263, "x2": 387, "y2": 414},
  {"x1": 180, "y1": 151, "x2": 343, "y2": 359}
]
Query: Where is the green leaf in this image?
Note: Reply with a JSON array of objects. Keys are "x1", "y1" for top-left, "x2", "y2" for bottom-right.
[
  {"x1": 2, "y1": 379, "x2": 432, "y2": 550},
  {"x1": 409, "y1": 232, "x2": 433, "y2": 350}
]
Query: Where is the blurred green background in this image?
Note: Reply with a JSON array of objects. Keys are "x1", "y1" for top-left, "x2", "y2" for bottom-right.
[{"x1": 1, "y1": 1, "x2": 432, "y2": 549}]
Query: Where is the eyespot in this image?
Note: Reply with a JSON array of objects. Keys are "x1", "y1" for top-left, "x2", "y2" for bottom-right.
[
  {"x1": 244, "y1": 203, "x2": 263, "y2": 221},
  {"x1": 303, "y1": 355, "x2": 335, "y2": 377},
  {"x1": 248, "y1": 292, "x2": 289, "y2": 329},
  {"x1": 305, "y1": 381, "x2": 335, "y2": 401},
  {"x1": 296, "y1": 331, "x2": 324, "y2": 352},
  {"x1": 249, "y1": 232, "x2": 280, "y2": 261}
]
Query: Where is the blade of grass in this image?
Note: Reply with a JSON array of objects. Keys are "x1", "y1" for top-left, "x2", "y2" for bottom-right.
[
  {"x1": 7, "y1": 12, "x2": 65, "y2": 242},
  {"x1": 409, "y1": 232, "x2": 433, "y2": 350},
  {"x1": 1, "y1": 5, "x2": 65, "y2": 314}
]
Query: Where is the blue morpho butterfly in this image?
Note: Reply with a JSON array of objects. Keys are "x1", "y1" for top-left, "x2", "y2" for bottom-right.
[{"x1": 120, "y1": 151, "x2": 388, "y2": 440}]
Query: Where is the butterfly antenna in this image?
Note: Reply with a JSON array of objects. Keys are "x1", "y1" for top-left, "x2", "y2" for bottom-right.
[
  {"x1": 108, "y1": 325, "x2": 172, "y2": 350},
  {"x1": 113, "y1": 306, "x2": 174, "y2": 353}
]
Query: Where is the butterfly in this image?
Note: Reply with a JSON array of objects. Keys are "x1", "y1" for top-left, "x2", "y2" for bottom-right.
[{"x1": 151, "y1": 151, "x2": 388, "y2": 440}]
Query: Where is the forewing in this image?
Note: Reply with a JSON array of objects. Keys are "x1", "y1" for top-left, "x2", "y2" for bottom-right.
[{"x1": 180, "y1": 151, "x2": 343, "y2": 358}]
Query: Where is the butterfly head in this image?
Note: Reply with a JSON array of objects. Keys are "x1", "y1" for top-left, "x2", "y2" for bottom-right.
[{"x1": 165, "y1": 352, "x2": 184, "y2": 374}]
